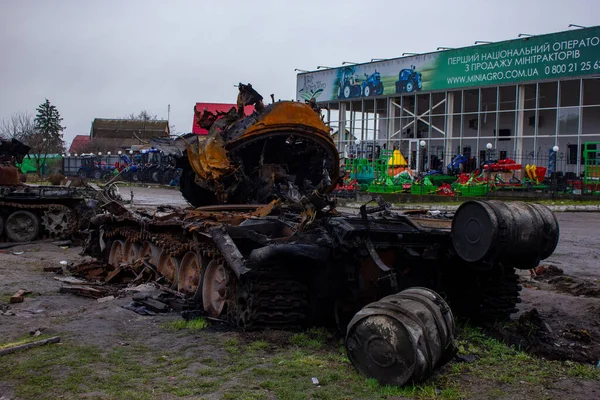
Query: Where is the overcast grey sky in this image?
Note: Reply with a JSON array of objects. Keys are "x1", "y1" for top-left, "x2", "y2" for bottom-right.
[{"x1": 0, "y1": 0, "x2": 597, "y2": 147}]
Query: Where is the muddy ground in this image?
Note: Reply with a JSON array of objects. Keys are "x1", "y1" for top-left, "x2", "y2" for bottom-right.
[{"x1": 0, "y1": 189, "x2": 599, "y2": 399}]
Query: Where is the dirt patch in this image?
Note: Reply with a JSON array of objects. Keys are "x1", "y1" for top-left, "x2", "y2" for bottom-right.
[
  {"x1": 490, "y1": 308, "x2": 600, "y2": 364},
  {"x1": 489, "y1": 264, "x2": 600, "y2": 364},
  {"x1": 529, "y1": 264, "x2": 600, "y2": 298},
  {"x1": 548, "y1": 276, "x2": 600, "y2": 298}
]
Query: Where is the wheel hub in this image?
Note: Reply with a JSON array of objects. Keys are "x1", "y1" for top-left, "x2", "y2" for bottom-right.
[
  {"x1": 5, "y1": 211, "x2": 39, "y2": 242},
  {"x1": 178, "y1": 251, "x2": 202, "y2": 297}
]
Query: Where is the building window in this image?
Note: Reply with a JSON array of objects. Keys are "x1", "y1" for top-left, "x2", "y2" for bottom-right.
[
  {"x1": 538, "y1": 82, "x2": 558, "y2": 108},
  {"x1": 582, "y1": 106, "x2": 600, "y2": 135},
  {"x1": 567, "y1": 144, "x2": 579, "y2": 165},
  {"x1": 558, "y1": 108, "x2": 580, "y2": 136},
  {"x1": 569, "y1": 143, "x2": 598, "y2": 164},
  {"x1": 560, "y1": 80, "x2": 580, "y2": 107},
  {"x1": 496, "y1": 129, "x2": 511, "y2": 141},
  {"x1": 583, "y1": 78, "x2": 600, "y2": 106},
  {"x1": 522, "y1": 84, "x2": 537, "y2": 110},
  {"x1": 499, "y1": 86, "x2": 517, "y2": 111}
]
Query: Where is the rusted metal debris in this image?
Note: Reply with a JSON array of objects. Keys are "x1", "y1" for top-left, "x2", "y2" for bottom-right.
[
  {"x1": 60, "y1": 258, "x2": 196, "y2": 315},
  {"x1": 9, "y1": 289, "x2": 30, "y2": 304},
  {"x1": 58, "y1": 285, "x2": 109, "y2": 299}
]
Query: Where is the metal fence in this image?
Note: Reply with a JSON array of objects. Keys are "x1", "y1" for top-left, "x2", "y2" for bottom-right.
[
  {"x1": 340, "y1": 148, "x2": 600, "y2": 196},
  {"x1": 62, "y1": 155, "x2": 122, "y2": 177}
]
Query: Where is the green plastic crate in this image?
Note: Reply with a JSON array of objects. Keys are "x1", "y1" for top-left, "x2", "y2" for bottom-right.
[
  {"x1": 456, "y1": 185, "x2": 489, "y2": 196},
  {"x1": 368, "y1": 184, "x2": 402, "y2": 194},
  {"x1": 410, "y1": 184, "x2": 437, "y2": 195}
]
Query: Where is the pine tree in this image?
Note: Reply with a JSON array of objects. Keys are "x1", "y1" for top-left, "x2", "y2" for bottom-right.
[{"x1": 27, "y1": 99, "x2": 66, "y2": 175}]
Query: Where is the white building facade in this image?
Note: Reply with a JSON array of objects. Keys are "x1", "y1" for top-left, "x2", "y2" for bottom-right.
[{"x1": 296, "y1": 26, "x2": 600, "y2": 176}]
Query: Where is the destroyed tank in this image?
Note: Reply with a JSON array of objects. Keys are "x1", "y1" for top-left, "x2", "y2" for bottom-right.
[
  {"x1": 0, "y1": 138, "x2": 117, "y2": 242},
  {"x1": 86, "y1": 84, "x2": 559, "y2": 384}
]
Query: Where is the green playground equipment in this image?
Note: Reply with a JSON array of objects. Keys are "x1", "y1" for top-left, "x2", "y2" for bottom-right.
[
  {"x1": 583, "y1": 142, "x2": 600, "y2": 195},
  {"x1": 367, "y1": 149, "x2": 413, "y2": 194}
]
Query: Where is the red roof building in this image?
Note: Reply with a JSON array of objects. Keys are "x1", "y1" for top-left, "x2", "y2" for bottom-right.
[
  {"x1": 193, "y1": 103, "x2": 254, "y2": 135},
  {"x1": 69, "y1": 135, "x2": 91, "y2": 154}
]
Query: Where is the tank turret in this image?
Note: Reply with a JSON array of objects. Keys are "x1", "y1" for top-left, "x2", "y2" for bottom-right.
[{"x1": 152, "y1": 84, "x2": 339, "y2": 207}]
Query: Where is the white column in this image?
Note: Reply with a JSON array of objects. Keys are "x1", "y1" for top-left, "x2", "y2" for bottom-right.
[
  {"x1": 339, "y1": 103, "x2": 347, "y2": 155},
  {"x1": 445, "y1": 92, "x2": 454, "y2": 161},
  {"x1": 516, "y1": 85, "x2": 525, "y2": 159}
]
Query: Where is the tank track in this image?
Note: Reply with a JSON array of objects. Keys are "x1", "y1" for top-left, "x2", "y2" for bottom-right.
[
  {"x1": 442, "y1": 262, "x2": 521, "y2": 323},
  {"x1": 104, "y1": 226, "x2": 308, "y2": 330},
  {"x1": 475, "y1": 264, "x2": 522, "y2": 321},
  {"x1": 233, "y1": 266, "x2": 308, "y2": 330},
  {"x1": 0, "y1": 201, "x2": 78, "y2": 240}
]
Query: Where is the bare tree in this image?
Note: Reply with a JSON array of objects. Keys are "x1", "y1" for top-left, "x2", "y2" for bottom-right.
[
  {"x1": 0, "y1": 112, "x2": 35, "y2": 141},
  {"x1": 127, "y1": 110, "x2": 158, "y2": 121}
]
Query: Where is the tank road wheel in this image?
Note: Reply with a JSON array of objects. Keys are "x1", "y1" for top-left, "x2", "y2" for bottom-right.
[
  {"x1": 178, "y1": 251, "x2": 205, "y2": 301},
  {"x1": 5, "y1": 211, "x2": 40, "y2": 242},
  {"x1": 137, "y1": 241, "x2": 160, "y2": 266},
  {"x1": 136, "y1": 241, "x2": 161, "y2": 280},
  {"x1": 124, "y1": 241, "x2": 141, "y2": 264},
  {"x1": 157, "y1": 251, "x2": 180, "y2": 288},
  {"x1": 202, "y1": 259, "x2": 232, "y2": 318},
  {"x1": 108, "y1": 240, "x2": 126, "y2": 267},
  {"x1": 41, "y1": 209, "x2": 72, "y2": 238}
]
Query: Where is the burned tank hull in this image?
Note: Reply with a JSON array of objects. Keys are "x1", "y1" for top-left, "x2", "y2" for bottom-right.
[
  {"x1": 86, "y1": 197, "x2": 559, "y2": 385},
  {"x1": 85, "y1": 85, "x2": 560, "y2": 385},
  {"x1": 89, "y1": 199, "x2": 558, "y2": 329},
  {"x1": 0, "y1": 138, "x2": 117, "y2": 242}
]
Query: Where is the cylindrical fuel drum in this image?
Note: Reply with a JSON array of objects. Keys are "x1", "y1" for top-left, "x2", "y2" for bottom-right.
[
  {"x1": 451, "y1": 200, "x2": 559, "y2": 269},
  {"x1": 345, "y1": 287, "x2": 456, "y2": 386}
]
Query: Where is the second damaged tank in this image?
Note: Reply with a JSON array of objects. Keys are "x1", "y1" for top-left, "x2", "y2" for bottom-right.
[
  {"x1": 0, "y1": 138, "x2": 119, "y2": 242},
  {"x1": 86, "y1": 84, "x2": 560, "y2": 385}
]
